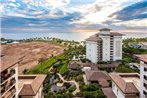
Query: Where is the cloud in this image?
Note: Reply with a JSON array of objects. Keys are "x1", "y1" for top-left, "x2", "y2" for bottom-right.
[
  {"x1": 110, "y1": 1, "x2": 147, "y2": 21},
  {"x1": 70, "y1": 0, "x2": 134, "y2": 24},
  {"x1": 113, "y1": 18, "x2": 147, "y2": 27},
  {"x1": 1, "y1": 0, "x2": 147, "y2": 34},
  {"x1": 1, "y1": 11, "x2": 81, "y2": 33}
]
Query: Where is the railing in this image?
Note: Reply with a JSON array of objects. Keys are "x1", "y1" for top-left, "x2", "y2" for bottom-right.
[
  {"x1": 7, "y1": 88, "x2": 16, "y2": 98},
  {"x1": 1, "y1": 78, "x2": 16, "y2": 97},
  {"x1": 1, "y1": 69, "x2": 15, "y2": 84}
]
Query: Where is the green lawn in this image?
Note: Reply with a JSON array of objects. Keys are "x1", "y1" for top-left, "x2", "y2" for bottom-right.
[
  {"x1": 115, "y1": 65, "x2": 137, "y2": 73},
  {"x1": 59, "y1": 61, "x2": 69, "y2": 74},
  {"x1": 27, "y1": 54, "x2": 65, "y2": 75},
  {"x1": 123, "y1": 38, "x2": 147, "y2": 54}
]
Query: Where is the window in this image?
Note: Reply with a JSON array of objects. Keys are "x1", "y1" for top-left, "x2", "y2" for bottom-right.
[
  {"x1": 144, "y1": 67, "x2": 147, "y2": 71},
  {"x1": 143, "y1": 90, "x2": 147, "y2": 96},
  {"x1": 144, "y1": 75, "x2": 147, "y2": 81},
  {"x1": 144, "y1": 83, "x2": 147, "y2": 89},
  {"x1": 117, "y1": 89, "x2": 119, "y2": 95}
]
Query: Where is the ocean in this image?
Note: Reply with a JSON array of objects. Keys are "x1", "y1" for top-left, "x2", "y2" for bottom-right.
[{"x1": 1, "y1": 32, "x2": 147, "y2": 41}]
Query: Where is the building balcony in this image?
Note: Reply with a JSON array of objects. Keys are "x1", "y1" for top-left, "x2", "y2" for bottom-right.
[
  {"x1": 7, "y1": 87, "x2": 16, "y2": 98},
  {"x1": 1, "y1": 87, "x2": 5, "y2": 95},
  {"x1": 1, "y1": 78, "x2": 16, "y2": 97},
  {"x1": 144, "y1": 75, "x2": 147, "y2": 81},
  {"x1": 144, "y1": 83, "x2": 147, "y2": 91},
  {"x1": 1, "y1": 68, "x2": 16, "y2": 84}
]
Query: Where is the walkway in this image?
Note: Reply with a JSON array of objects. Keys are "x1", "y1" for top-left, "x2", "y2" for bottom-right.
[{"x1": 57, "y1": 73, "x2": 80, "y2": 95}]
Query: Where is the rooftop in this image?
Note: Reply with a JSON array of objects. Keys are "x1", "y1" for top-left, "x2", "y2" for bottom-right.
[
  {"x1": 86, "y1": 32, "x2": 123, "y2": 42},
  {"x1": 109, "y1": 73, "x2": 140, "y2": 94},
  {"x1": 0, "y1": 55, "x2": 24, "y2": 72},
  {"x1": 99, "y1": 28, "x2": 111, "y2": 31},
  {"x1": 139, "y1": 42, "x2": 147, "y2": 45},
  {"x1": 18, "y1": 74, "x2": 47, "y2": 96},
  {"x1": 86, "y1": 35, "x2": 102, "y2": 42},
  {"x1": 135, "y1": 54, "x2": 147, "y2": 63},
  {"x1": 102, "y1": 87, "x2": 117, "y2": 98},
  {"x1": 85, "y1": 71, "x2": 111, "y2": 81},
  {"x1": 68, "y1": 61, "x2": 81, "y2": 70}
]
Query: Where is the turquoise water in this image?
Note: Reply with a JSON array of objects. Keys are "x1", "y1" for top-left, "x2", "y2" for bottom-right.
[{"x1": 1, "y1": 32, "x2": 147, "y2": 41}]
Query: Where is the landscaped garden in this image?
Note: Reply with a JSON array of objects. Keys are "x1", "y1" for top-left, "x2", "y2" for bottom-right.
[
  {"x1": 123, "y1": 38, "x2": 147, "y2": 54},
  {"x1": 24, "y1": 38, "x2": 147, "y2": 97},
  {"x1": 25, "y1": 40, "x2": 87, "y2": 98},
  {"x1": 76, "y1": 83, "x2": 106, "y2": 98}
]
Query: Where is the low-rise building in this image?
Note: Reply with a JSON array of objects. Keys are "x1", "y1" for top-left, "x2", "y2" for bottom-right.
[
  {"x1": 84, "y1": 71, "x2": 111, "y2": 87},
  {"x1": 68, "y1": 61, "x2": 81, "y2": 71},
  {"x1": 129, "y1": 63, "x2": 140, "y2": 70},
  {"x1": 139, "y1": 42, "x2": 147, "y2": 49},
  {"x1": 109, "y1": 73, "x2": 140, "y2": 98},
  {"x1": 18, "y1": 75, "x2": 47, "y2": 98}
]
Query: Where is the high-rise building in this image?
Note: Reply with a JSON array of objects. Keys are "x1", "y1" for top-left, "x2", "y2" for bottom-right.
[
  {"x1": 136, "y1": 54, "x2": 147, "y2": 98},
  {"x1": 0, "y1": 55, "x2": 23, "y2": 98},
  {"x1": 86, "y1": 28, "x2": 123, "y2": 63},
  {"x1": 0, "y1": 55, "x2": 47, "y2": 98}
]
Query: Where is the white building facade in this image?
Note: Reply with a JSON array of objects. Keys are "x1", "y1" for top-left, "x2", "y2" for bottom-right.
[
  {"x1": 112, "y1": 82, "x2": 125, "y2": 98},
  {"x1": 140, "y1": 60, "x2": 147, "y2": 98},
  {"x1": 86, "y1": 28, "x2": 123, "y2": 63}
]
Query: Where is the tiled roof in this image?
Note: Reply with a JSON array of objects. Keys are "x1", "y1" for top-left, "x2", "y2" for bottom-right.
[
  {"x1": 102, "y1": 87, "x2": 117, "y2": 98},
  {"x1": 109, "y1": 73, "x2": 139, "y2": 94},
  {"x1": 86, "y1": 31, "x2": 123, "y2": 42},
  {"x1": 99, "y1": 28, "x2": 111, "y2": 31},
  {"x1": 86, "y1": 35, "x2": 102, "y2": 42},
  {"x1": 135, "y1": 54, "x2": 147, "y2": 63},
  {"x1": 69, "y1": 61, "x2": 81, "y2": 70},
  {"x1": 19, "y1": 74, "x2": 47, "y2": 96},
  {"x1": 98, "y1": 79, "x2": 109, "y2": 87},
  {"x1": 0, "y1": 55, "x2": 24, "y2": 72},
  {"x1": 85, "y1": 71, "x2": 111, "y2": 81},
  {"x1": 19, "y1": 84, "x2": 35, "y2": 96}
]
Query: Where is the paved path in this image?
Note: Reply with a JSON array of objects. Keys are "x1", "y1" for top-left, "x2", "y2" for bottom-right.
[{"x1": 57, "y1": 73, "x2": 80, "y2": 95}]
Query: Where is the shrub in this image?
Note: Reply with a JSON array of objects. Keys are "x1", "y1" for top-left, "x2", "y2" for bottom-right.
[{"x1": 68, "y1": 85, "x2": 76, "y2": 92}]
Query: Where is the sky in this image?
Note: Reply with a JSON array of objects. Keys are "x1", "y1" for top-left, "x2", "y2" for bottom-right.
[{"x1": 1, "y1": 0, "x2": 147, "y2": 33}]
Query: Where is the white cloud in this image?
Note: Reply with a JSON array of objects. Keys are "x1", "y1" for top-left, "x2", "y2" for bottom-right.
[
  {"x1": 0, "y1": 5, "x2": 4, "y2": 13},
  {"x1": 114, "y1": 18, "x2": 147, "y2": 27},
  {"x1": 45, "y1": 0, "x2": 70, "y2": 9},
  {"x1": 71, "y1": 0, "x2": 142, "y2": 25}
]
